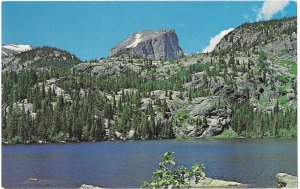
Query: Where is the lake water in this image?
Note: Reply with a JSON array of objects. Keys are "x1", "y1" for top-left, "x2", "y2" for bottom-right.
[{"x1": 2, "y1": 139, "x2": 297, "y2": 188}]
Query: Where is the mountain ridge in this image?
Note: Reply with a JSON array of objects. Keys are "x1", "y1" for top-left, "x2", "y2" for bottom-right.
[
  {"x1": 2, "y1": 46, "x2": 81, "y2": 71},
  {"x1": 213, "y1": 17, "x2": 297, "y2": 61}
]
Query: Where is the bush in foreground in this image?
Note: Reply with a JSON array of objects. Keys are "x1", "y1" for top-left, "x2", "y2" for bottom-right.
[{"x1": 142, "y1": 152, "x2": 205, "y2": 188}]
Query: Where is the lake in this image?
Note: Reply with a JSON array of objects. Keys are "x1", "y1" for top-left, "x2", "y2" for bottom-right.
[{"x1": 2, "y1": 138, "x2": 297, "y2": 188}]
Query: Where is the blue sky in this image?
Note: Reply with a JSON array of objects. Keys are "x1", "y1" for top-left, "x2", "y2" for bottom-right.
[{"x1": 2, "y1": 1, "x2": 297, "y2": 60}]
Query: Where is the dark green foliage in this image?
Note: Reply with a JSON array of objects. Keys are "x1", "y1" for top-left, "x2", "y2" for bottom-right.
[
  {"x1": 2, "y1": 67, "x2": 176, "y2": 143},
  {"x1": 231, "y1": 102, "x2": 296, "y2": 138},
  {"x1": 258, "y1": 51, "x2": 268, "y2": 71},
  {"x1": 277, "y1": 75, "x2": 289, "y2": 84}
]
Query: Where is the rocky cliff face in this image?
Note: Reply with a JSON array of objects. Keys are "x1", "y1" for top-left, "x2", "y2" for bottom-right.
[
  {"x1": 214, "y1": 17, "x2": 297, "y2": 61},
  {"x1": 109, "y1": 29, "x2": 184, "y2": 60}
]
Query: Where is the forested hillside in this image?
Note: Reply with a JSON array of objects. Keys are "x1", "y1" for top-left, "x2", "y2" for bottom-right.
[{"x1": 1, "y1": 17, "x2": 297, "y2": 144}]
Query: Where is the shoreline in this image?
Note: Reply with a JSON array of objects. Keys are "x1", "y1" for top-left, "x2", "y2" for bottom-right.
[{"x1": 2, "y1": 136, "x2": 296, "y2": 145}]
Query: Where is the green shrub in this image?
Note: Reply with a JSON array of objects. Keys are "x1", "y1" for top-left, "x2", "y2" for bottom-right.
[
  {"x1": 277, "y1": 75, "x2": 289, "y2": 84},
  {"x1": 278, "y1": 60, "x2": 297, "y2": 75},
  {"x1": 10, "y1": 136, "x2": 23, "y2": 144},
  {"x1": 214, "y1": 128, "x2": 238, "y2": 138},
  {"x1": 278, "y1": 127, "x2": 297, "y2": 138},
  {"x1": 176, "y1": 110, "x2": 190, "y2": 119},
  {"x1": 173, "y1": 110, "x2": 190, "y2": 126},
  {"x1": 277, "y1": 86, "x2": 286, "y2": 95},
  {"x1": 142, "y1": 152, "x2": 205, "y2": 189},
  {"x1": 278, "y1": 96, "x2": 288, "y2": 106},
  {"x1": 290, "y1": 63, "x2": 297, "y2": 75},
  {"x1": 51, "y1": 132, "x2": 66, "y2": 142}
]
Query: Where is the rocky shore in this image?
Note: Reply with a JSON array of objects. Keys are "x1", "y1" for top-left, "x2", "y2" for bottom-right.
[
  {"x1": 79, "y1": 177, "x2": 244, "y2": 189},
  {"x1": 276, "y1": 173, "x2": 297, "y2": 188},
  {"x1": 79, "y1": 173, "x2": 298, "y2": 188}
]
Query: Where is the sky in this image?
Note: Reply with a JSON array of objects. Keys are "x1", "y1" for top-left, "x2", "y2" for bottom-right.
[{"x1": 2, "y1": 1, "x2": 297, "y2": 60}]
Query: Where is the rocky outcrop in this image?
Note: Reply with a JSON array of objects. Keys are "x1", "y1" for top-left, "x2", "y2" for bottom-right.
[
  {"x1": 189, "y1": 96, "x2": 232, "y2": 137},
  {"x1": 183, "y1": 72, "x2": 249, "y2": 103},
  {"x1": 74, "y1": 62, "x2": 140, "y2": 77},
  {"x1": 189, "y1": 96, "x2": 229, "y2": 118},
  {"x1": 276, "y1": 173, "x2": 297, "y2": 188},
  {"x1": 109, "y1": 29, "x2": 184, "y2": 60},
  {"x1": 193, "y1": 97, "x2": 231, "y2": 137},
  {"x1": 263, "y1": 34, "x2": 297, "y2": 61},
  {"x1": 174, "y1": 96, "x2": 232, "y2": 138}
]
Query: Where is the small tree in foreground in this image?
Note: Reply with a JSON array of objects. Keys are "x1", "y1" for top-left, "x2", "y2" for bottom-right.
[{"x1": 142, "y1": 152, "x2": 205, "y2": 188}]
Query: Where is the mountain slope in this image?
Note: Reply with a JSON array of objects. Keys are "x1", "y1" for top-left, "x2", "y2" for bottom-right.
[
  {"x1": 213, "y1": 17, "x2": 297, "y2": 61},
  {"x1": 1, "y1": 17, "x2": 297, "y2": 144},
  {"x1": 2, "y1": 46, "x2": 81, "y2": 71}
]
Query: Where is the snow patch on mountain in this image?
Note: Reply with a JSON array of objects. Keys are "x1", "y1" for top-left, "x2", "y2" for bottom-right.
[
  {"x1": 2, "y1": 44, "x2": 33, "y2": 57},
  {"x1": 126, "y1": 34, "x2": 142, "y2": 48},
  {"x1": 3, "y1": 44, "x2": 32, "y2": 52}
]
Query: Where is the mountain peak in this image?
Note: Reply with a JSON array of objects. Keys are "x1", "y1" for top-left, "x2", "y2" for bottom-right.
[
  {"x1": 2, "y1": 44, "x2": 33, "y2": 57},
  {"x1": 109, "y1": 29, "x2": 184, "y2": 60}
]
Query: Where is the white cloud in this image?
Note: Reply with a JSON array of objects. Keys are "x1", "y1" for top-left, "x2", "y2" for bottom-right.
[
  {"x1": 256, "y1": 0, "x2": 289, "y2": 21},
  {"x1": 202, "y1": 28, "x2": 234, "y2": 53}
]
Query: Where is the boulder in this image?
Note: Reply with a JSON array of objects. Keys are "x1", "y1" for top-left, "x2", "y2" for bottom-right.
[
  {"x1": 174, "y1": 125, "x2": 193, "y2": 136},
  {"x1": 201, "y1": 117, "x2": 231, "y2": 137},
  {"x1": 115, "y1": 131, "x2": 122, "y2": 139},
  {"x1": 276, "y1": 173, "x2": 297, "y2": 188},
  {"x1": 187, "y1": 126, "x2": 205, "y2": 137},
  {"x1": 189, "y1": 177, "x2": 243, "y2": 188},
  {"x1": 74, "y1": 63, "x2": 91, "y2": 72},
  {"x1": 27, "y1": 177, "x2": 38, "y2": 182},
  {"x1": 127, "y1": 129, "x2": 135, "y2": 139},
  {"x1": 79, "y1": 184, "x2": 103, "y2": 189},
  {"x1": 183, "y1": 71, "x2": 215, "y2": 89},
  {"x1": 91, "y1": 64, "x2": 119, "y2": 76}
]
